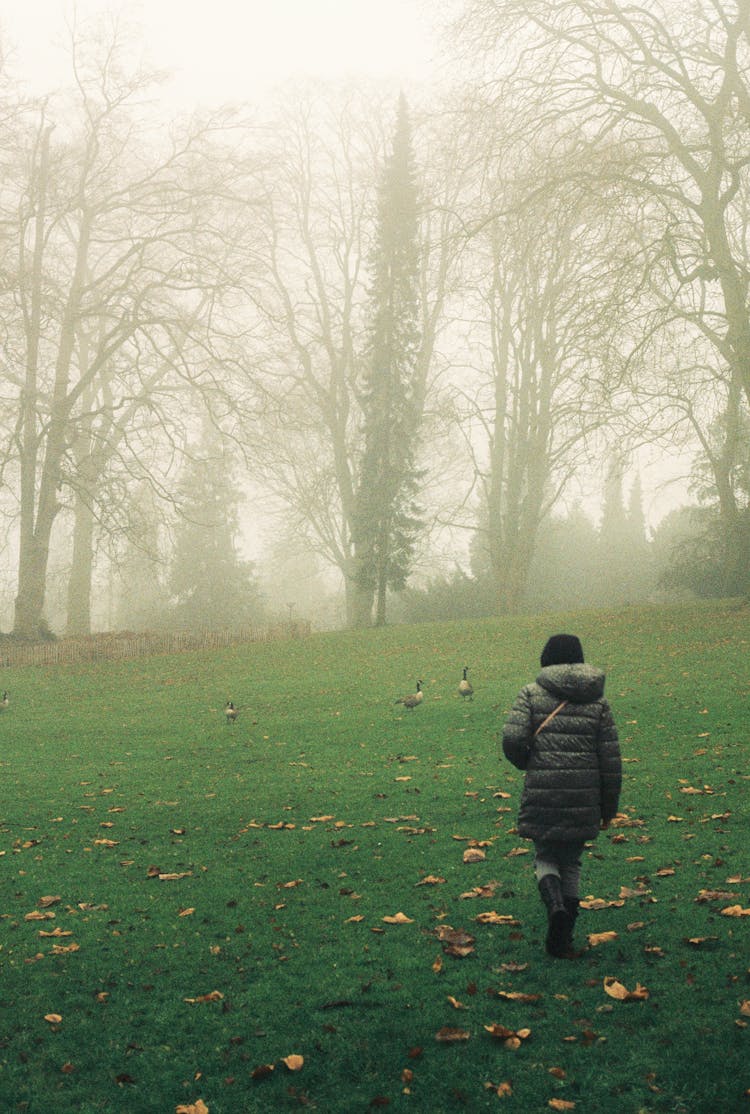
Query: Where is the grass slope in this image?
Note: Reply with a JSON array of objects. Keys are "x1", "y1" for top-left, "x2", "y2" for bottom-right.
[{"x1": 0, "y1": 603, "x2": 748, "y2": 1113}]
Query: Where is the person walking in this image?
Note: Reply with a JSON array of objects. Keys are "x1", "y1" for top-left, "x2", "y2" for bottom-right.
[{"x1": 501, "y1": 633, "x2": 622, "y2": 957}]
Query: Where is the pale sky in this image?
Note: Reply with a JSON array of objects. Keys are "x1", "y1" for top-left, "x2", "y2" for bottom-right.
[{"x1": 1, "y1": 0, "x2": 440, "y2": 107}]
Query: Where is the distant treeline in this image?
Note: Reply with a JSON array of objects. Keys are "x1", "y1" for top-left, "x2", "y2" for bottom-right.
[{"x1": 0, "y1": 623, "x2": 311, "y2": 668}]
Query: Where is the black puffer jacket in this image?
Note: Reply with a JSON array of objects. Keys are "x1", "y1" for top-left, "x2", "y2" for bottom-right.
[{"x1": 502, "y1": 663, "x2": 621, "y2": 844}]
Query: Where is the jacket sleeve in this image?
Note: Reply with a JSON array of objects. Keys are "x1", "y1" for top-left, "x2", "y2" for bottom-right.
[
  {"x1": 597, "y1": 699, "x2": 622, "y2": 822},
  {"x1": 502, "y1": 687, "x2": 534, "y2": 770}
]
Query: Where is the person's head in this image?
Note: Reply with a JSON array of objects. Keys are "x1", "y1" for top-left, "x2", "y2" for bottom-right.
[{"x1": 540, "y1": 633, "x2": 584, "y2": 668}]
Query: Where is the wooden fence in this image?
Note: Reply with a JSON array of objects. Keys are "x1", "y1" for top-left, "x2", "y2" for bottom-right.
[{"x1": 0, "y1": 621, "x2": 311, "y2": 668}]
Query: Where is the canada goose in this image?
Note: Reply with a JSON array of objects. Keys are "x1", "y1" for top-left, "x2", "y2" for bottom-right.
[
  {"x1": 224, "y1": 700, "x2": 238, "y2": 723},
  {"x1": 0, "y1": 691, "x2": 8, "y2": 710},
  {"x1": 458, "y1": 667, "x2": 474, "y2": 700},
  {"x1": 395, "y1": 681, "x2": 423, "y2": 709}
]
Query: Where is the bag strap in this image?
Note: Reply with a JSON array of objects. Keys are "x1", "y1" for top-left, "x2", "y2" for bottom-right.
[{"x1": 533, "y1": 700, "x2": 568, "y2": 738}]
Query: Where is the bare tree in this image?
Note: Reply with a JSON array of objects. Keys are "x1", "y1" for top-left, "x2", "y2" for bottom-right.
[{"x1": 0, "y1": 24, "x2": 259, "y2": 637}]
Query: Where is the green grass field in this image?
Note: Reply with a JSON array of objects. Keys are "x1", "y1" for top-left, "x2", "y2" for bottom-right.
[{"x1": 0, "y1": 603, "x2": 748, "y2": 1113}]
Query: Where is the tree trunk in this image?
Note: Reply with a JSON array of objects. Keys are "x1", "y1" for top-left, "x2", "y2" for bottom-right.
[{"x1": 66, "y1": 493, "x2": 95, "y2": 636}]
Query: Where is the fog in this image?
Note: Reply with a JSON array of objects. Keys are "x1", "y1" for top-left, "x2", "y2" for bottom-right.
[{"x1": 0, "y1": 0, "x2": 745, "y2": 638}]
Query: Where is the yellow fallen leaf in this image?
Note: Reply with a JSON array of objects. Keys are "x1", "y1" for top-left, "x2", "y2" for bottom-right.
[
  {"x1": 720, "y1": 905, "x2": 750, "y2": 917},
  {"x1": 416, "y1": 875, "x2": 446, "y2": 886},
  {"x1": 282, "y1": 1055, "x2": 304, "y2": 1071},
  {"x1": 549, "y1": 1100, "x2": 576, "y2": 1111},
  {"x1": 435, "y1": 1026, "x2": 471, "y2": 1042},
  {"x1": 603, "y1": 977, "x2": 649, "y2": 1001},
  {"x1": 183, "y1": 991, "x2": 224, "y2": 1004},
  {"x1": 587, "y1": 931, "x2": 619, "y2": 947},
  {"x1": 175, "y1": 1101, "x2": 209, "y2": 1114},
  {"x1": 44, "y1": 1014, "x2": 62, "y2": 1025},
  {"x1": 383, "y1": 912, "x2": 414, "y2": 924},
  {"x1": 463, "y1": 847, "x2": 486, "y2": 863}
]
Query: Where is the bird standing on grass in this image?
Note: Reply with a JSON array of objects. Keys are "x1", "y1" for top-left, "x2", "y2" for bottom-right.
[
  {"x1": 458, "y1": 667, "x2": 474, "y2": 700},
  {"x1": 224, "y1": 700, "x2": 238, "y2": 723},
  {"x1": 395, "y1": 681, "x2": 423, "y2": 709}
]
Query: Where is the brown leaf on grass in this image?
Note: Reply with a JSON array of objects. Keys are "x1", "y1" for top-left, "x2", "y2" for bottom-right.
[
  {"x1": 435, "y1": 1026, "x2": 471, "y2": 1042},
  {"x1": 506, "y1": 847, "x2": 531, "y2": 857},
  {"x1": 496, "y1": 991, "x2": 541, "y2": 1003},
  {"x1": 310, "y1": 815, "x2": 335, "y2": 823},
  {"x1": 447, "y1": 996, "x2": 467, "y2": 1009},
  {"x1": 25, "y1": 911, "x2": 55, "y2": 922},
  {"x1": 39, "y1": 896, "x2": 61, "y2": 908},
  {"x1": 44, "y1": 1014, "x2": 63, "y2": 1025},
  {"x1": 548, "y1": 1101, "x2": 576, "y2": 1111},
  {"x1": 740, "y1": 1001, "x2": 750, "y2": 1017},
  {"x1": 463, "y1": 847, "x2": 486, "y2": 863},
  {"x1": 474, "y1": 911, "x2": 520, "y2": 926},
  {"x1": 278, "y1": 879, "x2": 304, "y2": 889},
  {"x1": 382, "y1": 912, "x2": 414, "y2": 924},
  {"x1": 587, "y1": 931, "x2": 619, "y2": 947},
  {"x1": 282, "y1": 1055, "x2": 304, "y2": 1071},
  {"x1": 720, "y1": 905, "x2": 750, "y2": 917},
  {"x1": 485, "y1": 1080, "x2": 513, "y2": 1097},
  {"x1": 548, "y1": 1067, "x2": 566, "y2": 1079},
  {"x1": 603, "y1": 977, "x2": 649, "y2": 1001},
  {"x1": 175, "y1": 1102, "x2": 209, "y2": 1114},
  {"x1": 183, "y1": 991, "x2": 224, "y2": 1004},
  {"x1": 666, "y1": 815, "x2": 684, "y2": 822},
  {"x1": 416, "y1": 875, "x2": 446, "y2": 886},
  {"x1": 432, "y1": 955, "x2": 443, "y2": 974},
  {"x1": 93, "y1": 839, "x2": 119, "y2": 848},
  {"x1": 435, "y1": 926, "x2": 476, "y2": 957},
  {"x1": 684, "y1": 936, "x2": 717, "y2": 946},
  {"x1": 51, "y1": 943, "x2": 80, "y2": 955},
  {"x1": 484, "y1": 1024, "x2": 531, "y2": 1049},
  {"x1": 39, "y1": 928, "x2": 72, "y2": 938},
  {"x1": 695, "y1": 889, "x2": 737, "y2": 903},
  {"x1": 619, "y1": 885, "x2": 651, "y2": 899},
  {"x1": 460, "y1": 883, "x2": 500, "y2": 900},
  {"x1": 580, "y1": 898, "x2": 624, "y2": 910}
]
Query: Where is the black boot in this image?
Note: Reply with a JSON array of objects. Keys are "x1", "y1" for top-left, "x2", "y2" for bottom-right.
[
  {"x1": 538, "y1": 874, "x2": 569, "y2": 958},
  {"x1": 563, "y1": 895, "x2": 580, "y2": 954}
]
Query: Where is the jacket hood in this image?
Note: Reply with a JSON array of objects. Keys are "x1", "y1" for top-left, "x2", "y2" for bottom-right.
[{"x1": 537, "y1": 662, "x2": 606, "y2": 704}]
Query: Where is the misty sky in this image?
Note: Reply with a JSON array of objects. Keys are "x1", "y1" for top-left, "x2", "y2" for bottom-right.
[{"x1": 2, "y1": 0, "x2": 439, "y2": 107}]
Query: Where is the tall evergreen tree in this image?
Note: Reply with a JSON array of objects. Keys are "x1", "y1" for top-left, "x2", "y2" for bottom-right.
[
  {"x1": 167, "y1": 424, "x2": 263, "y2": 631},
  {"x1": 352, "y1": 93, "x2": 424, "y2": 627}
]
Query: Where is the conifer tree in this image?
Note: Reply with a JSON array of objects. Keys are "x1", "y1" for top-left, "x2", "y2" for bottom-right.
[
  {"x1": 352, "y1": 93, "x2": 424, "y2": 626},
  {"x1": 167, "y1": 424, "x2": 263, "y2": 631}
]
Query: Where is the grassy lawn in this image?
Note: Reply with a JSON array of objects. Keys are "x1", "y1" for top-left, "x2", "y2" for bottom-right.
[{"x1": 0, "y1": 602, "x2": 748, "y2": 1113}]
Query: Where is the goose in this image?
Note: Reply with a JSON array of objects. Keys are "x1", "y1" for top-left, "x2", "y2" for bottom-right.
[
  {"x1": 458, "y1": 667, "x2": 474, "y2": 700},
  {"x1": 224, "y1": 700, "x2": 239, "y2": 723},
  {"x1": 395, "y1": 681, "x2": 423, "y2": 709}
]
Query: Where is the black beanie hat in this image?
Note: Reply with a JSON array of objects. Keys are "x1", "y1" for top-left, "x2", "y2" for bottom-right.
[{"x1": 540, "y1": 633, "x2": 584, "y2": 667}]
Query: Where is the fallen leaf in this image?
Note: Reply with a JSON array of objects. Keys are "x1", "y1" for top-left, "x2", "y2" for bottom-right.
[
  {"x1": 463, "y1": 847, "x2": 486, "y2": 863},
  {"x1": 175, "y1": 1102, "x2": 209, "y2": 1114},
  {"x1": 44, "y1": 1014, "x2": 63, "y2": 1025},
  {"x1": 484, "y1": 1024, "x2": 531, "y2": 1049},
  {"x1": 474, "y1": 912, "x2": 520, "y2": 926},
  {"x1": 39, "y1": 896, "x2": 61, "y2": 908},
  {"x1": 496, "y1": 991, "x2": 541, "y2": 1003},
  {"x1": 548, "y1": 1101, "x2": 576, "y2": 1111},
  {"x1": 416, "y1": 875, "x2": 446, "y2": 886},
  {"x1": 282, "y1": 1055, "x2": 304, "y2": 1071},
  {"x1": 485, "y1": 1080, "x2": 513, "y2": 1097},
  {"x1": 587, "y1": 932, "x2": 619, "y2": 947},
  {"x1": 382, "y1": 912, "x2": 414, "y2": 924},
  {"x1": 183, "y1": 991, "x2": 224, "y2": 1004},
  {"x1": 603, "y1": 977, "x2": 649, "y2": 1001},
  {"x1": 447, "y1": 996, "x2": 467, "y2": 1009},
  {"x1": 251, "y1": 1064, "x2": 275, "y2": 1080},
  {"x1": 435, "y1": 1026, "x2": 470, "y2": 1042},
  {"x1": 720, "y1": 905, "x2": 750, "y2": 917}
]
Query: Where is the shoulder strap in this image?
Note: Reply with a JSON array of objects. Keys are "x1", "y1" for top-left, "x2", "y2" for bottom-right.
[{"x1": 533, "y1": 700, "x2": 568, "y2": 738}]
